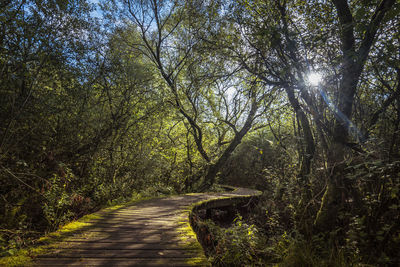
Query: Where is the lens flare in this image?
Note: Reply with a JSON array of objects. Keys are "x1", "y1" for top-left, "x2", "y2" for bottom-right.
[{"x1": 308, "y1": 72, "x2": 322, "y2": 86}]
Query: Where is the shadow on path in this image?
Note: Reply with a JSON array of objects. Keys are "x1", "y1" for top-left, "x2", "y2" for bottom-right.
[{"x1": 34, "y1": 189, "x2": 260, "y2": 266}]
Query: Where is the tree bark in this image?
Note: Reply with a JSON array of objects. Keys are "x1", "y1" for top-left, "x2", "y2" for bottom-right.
[
  {"x1": 200, "y1": 97, "x2": 258, "y2": 191},
  {"x1": 314, "y1": 0, "x2": 397, "y2": 231},
  {"x1": 285, "y1": 86, "x2": 315, "y2": 180}
]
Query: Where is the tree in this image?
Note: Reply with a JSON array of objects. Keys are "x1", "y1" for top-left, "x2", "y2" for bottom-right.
[
  {"x1": 0, "y1": 0, "x2": 100, "y2": 235},
  {"x1": 224, "y1": 0, "x2": 398, "y2": 230},
  {"x1": 113, "y1": 0, "x2": 274, "y2": 190},
  {"x1": 315, "y1": 0, "x2": 397, "y2": 229}
]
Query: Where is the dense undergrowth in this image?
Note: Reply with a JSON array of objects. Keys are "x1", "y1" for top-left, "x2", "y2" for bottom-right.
[
  {"x1": 2, "y1": 1, "x2": 400, "y2": 266},
  {"x1": 198, "y1": 156, "x2": 400, "y2": 266}
]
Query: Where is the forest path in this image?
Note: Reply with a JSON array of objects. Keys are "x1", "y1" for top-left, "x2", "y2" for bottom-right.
[{"x1": 34, "y1": 187, "x2": 260, "y2": 266}]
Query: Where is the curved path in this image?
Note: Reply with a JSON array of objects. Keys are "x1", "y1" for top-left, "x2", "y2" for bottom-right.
[{"x1": 34, "y1": 187, "x2": 261, "y2": 266}]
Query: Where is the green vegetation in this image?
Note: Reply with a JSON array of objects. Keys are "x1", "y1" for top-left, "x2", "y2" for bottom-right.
[{"x1": 1, "y1": 0, "x2": 399, "y2": 265}]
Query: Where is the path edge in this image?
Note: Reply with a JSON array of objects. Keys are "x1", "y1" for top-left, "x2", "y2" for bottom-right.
[{"x1": 180, "y1": 186, "x2": 262, "y2": 266}]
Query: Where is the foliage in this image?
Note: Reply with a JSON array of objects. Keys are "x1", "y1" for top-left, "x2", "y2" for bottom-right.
[
  {"x1": 342, "y1": 156, "x2": 400, "y2": 265},
  {"x1": 202, "y1": 152, "x2": 400, "y2": 266},
  {"x1": 1, "y1": 0, "x2": 400, "y2": 265},
  {"x1": 221, "y1": 130, "x2": 296, "y2": 192},
  {"x1": 200, "y1": 215, "x2": 267, "y2": 266},
  {"x1": 0, "y1": 0, "x2": 180, "y2": 255}
]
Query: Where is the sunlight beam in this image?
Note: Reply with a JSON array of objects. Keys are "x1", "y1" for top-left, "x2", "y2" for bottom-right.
[{"x1": 307, "y1": 72, "x2": 322, "y2": 86}]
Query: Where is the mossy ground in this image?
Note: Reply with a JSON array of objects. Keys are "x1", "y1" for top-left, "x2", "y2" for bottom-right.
[{"x1": 176, "y1": 212, "x2": 209, "y2": 266}]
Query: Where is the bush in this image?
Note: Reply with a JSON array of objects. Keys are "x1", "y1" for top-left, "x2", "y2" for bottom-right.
[{"x1": 204, "y1": 215, "x2": 267, "y2": 266}]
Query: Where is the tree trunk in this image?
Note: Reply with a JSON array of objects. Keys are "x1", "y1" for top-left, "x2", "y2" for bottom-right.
[
  {"x1": 201, "y1": 132, "x2": 246, "y2": 191},
  {"x1": 285, "y1": 87, "x2": 315, "y2": 180},
  {"x1": 314, "y1": 0, "x2": 397, "y2": 231},
  {"x1": 200, "y1": 98, "x2": 258, "y2": 191}
]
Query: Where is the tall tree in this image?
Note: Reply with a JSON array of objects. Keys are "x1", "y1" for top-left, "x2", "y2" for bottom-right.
[
  {"x1": 226, "y1": 0, "x2": 398, "y2": 229},
  {"x1": 113, "y1": 0, "x2": 273, "y2": 189},
  {"x1": 315, "y1": 0, "x2": 397, "y2": 229}
]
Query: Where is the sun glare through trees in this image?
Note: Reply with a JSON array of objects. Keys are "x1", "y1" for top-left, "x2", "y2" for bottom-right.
[
  {"x1": 1, "y1": 0, "x2": 399, "y2": 266},
  {"x1": 307, "y1": 71, "x2": 322, "y2": 86}
]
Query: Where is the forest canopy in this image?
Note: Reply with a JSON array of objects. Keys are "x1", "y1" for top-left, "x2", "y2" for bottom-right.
[{"x1": 1, "y1": 0, "x2": 399, "y2": 265}]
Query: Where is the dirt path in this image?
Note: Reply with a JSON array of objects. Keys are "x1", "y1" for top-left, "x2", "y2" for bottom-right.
[{"x1": 34, "y1": 188, "x2": 260, "y2": 266}]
